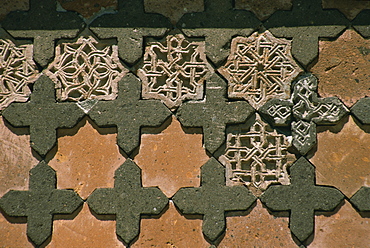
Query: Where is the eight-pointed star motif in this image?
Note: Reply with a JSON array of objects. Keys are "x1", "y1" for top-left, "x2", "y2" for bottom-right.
[{"x1": 219, "y1": 31, "x2": 302, "y2": 109}]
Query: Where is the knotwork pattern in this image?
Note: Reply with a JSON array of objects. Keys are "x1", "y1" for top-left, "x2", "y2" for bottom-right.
[
  {"x1": 219, "y1": 31, "x2": 302, "y2": 109},
  {"x1": 45, "y1": 36, "x2": 128, "y2": 102},
  {"x1": 138, "y1": 34, "x2": 212, "y2": 110},
  {"x1": 0, "y1": 39, "x2": 39, "y2": 110},
  {"x1": 220, "y1": 114, "x2": 294, "y2": 194}
]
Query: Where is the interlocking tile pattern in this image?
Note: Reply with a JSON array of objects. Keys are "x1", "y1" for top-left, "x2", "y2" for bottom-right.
[{"x1": 1, "y1": 0, "x2": 370, "y2": 247}]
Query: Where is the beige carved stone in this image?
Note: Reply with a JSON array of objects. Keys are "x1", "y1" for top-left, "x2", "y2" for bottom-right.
[
  {"x1": 219, "y1": 113, "x2": 295, "y2": 195},
  {"x1": 45, "y1": 36, "x2": 128, "y2": 102},
  {"x1": 219, "y1": 31, "x2": 302, "y2": 109},
  {"x1": 0, "y1": 39, "x2": 39, "y2": 110},
  {"x1": 137, "y1": 34, "x2": 212, "y2": 110}
]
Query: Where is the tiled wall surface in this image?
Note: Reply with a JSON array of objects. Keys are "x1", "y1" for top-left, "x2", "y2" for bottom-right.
[{"x1": 1, "y1": 0, "x2": 370, "y2": 247}]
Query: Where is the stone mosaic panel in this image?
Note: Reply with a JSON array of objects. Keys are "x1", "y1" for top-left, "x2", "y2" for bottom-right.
[
  {"x1": 219, "y1": 113, "x2": 295, "y2": 195},
  {"x1": 0, "y1": 39, "x2": 39, "y2": 110},
  {"x1": 219, "y1": 31, "x2": 302, "y2": 109},
  {"x1": 45, "y1": 36, "x2": 128, "y2": 102},
  {"x1": 138, "y1": 34, "x2": 212, "y2": 110}
]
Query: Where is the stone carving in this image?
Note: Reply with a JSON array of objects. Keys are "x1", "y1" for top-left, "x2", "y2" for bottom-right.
[
  {"x1": 260, "y1": 74, "x2": 348, "y2": 154},
  {"x1": 219, "y1": 113, "x2": 294, "y2": 194},
  {"x1": 45, "y1": 36, "x2": 128, "y2": 102},
  {"x1": 138, "y1": 34, "x2": 212, "y2": 110},
  {"x1": 0, "y1": 39, "x2": 39, "y2": 110},
  {"x1": 218, "y1": 31, "x2": 302, "y2": 109}
]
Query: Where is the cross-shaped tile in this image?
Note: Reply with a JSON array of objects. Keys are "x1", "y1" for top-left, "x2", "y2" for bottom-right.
[
  {"x1": 0, "y1": 161, "x2": 83, "y2": 246},
  {"x1": 2, "y1": 0, "x2": 83, "y2": 66},
  {"x1": 260, "y1": 157, "x2": 344, "y2": 242},
  {"x1": 264, "y1": 0, "x2": 347, "y2": 67},
  {"x1": 351, "y1": 186, "x2": 370, "y2": 211},
  {"x1": 2, "y1": 75, "x2": 85, "y2": 157},
  {"x1": 260, "y1": 74, "x2": 348, "y2": 155},
  {"x1": 87, "y1": 159, "x2": 168, "y2": 245},
  {"x1": 172, "y1": 157, "x2": 256, "y2": 242},
  {"x1": 90, "y1": 0, "x2": 171, "y2": 65},
  {"x1": 176, "y1": 73, "x2": 254, "y2": 154},
  {"x1": 178, "y1": 0, "x2": 259, "y2": 66},
  {"x1": 87, "y1": 73, "x2": 171, "y2": 155}
]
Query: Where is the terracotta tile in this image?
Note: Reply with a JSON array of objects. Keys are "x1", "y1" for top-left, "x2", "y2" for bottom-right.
[
  {"x1": 311, "y1": 29, "x2": 370, "y2": 107},
  {"x1": 322, "y1": 0, "x2": 370, "y2": 20},
  {"x1": 219, "y1": 201, "x2": 296, "y2": 247},
  {"x1": 0, "y1": 117, "x2": 37, "y2": 247},
  {"x1": 235, "y1": 0, "x2": 292, "y2": 20},
  {"x1": 58, "y1": 0, "x2": 117, "y2": 18},
  {"x1": 309, "y1": 200, "x2": 370, "y2": 248},
  {"x1": 49, "y1": 117, "x2": 125, "y2": 200},
  {"x1": 134, "y1": 116, "x2": 209, "y2": 197},
  {"x1": 47, "y1": 203, "x2": 123, "y2": 248},
  {"x1": 0, "y1": 0, "x2": 29, "y2": 21},
  {"x1": 310, "y1": 116, "x2": 370, "y2": 197},
  {"x1": 133, "y1": 201, "x2": 208, "y2": 247},
  {"x1": 144, "y1": 0, "x2": 204, "y2": 24}
]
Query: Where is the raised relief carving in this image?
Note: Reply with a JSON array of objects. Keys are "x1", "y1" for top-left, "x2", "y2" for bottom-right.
[
  {"x1": 138, "y1": 34, "x2": 212, "y2": 110},
  {"x1": 45, "y1": 36, "x2": 128, "y2": 102},
  {"x1": 219, "y1": 31, "x2": 302, "y2": 109},
  {"x1": 219, "y1": 113, "x2": 295, "y2": 195},
  {"x1": 0, "y1": 39, "x2": 39, "y2": 110}
]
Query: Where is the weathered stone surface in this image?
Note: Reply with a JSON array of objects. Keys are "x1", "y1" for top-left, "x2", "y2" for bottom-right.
[
  {"x1": 58, "y1": 0, "x2": 117, "y2": 19},
  {"x1": 260, "y1": 74, "x2": 349, "y2": 155},
  {"x1": 87, "y1": 73, "x2": 171, "y2": 155},
  {"x1": 45, "y1": 36, "x2": 128, "y2": 102},
  {"x1": 87, "y1": 159, "x2": 168, "y2": 245},
  {"x1": 309, "y1": 200, "x2": 370, "y2": 248},
  {"x1": 352, "y1": 97, "x2": 370, "y2": 124},
  {"x1": 173, "y1": 158, "x2": 256, "y2": 242},
  {"x1": 0, "y1": 161, "x2": 83, "y2": 246},
  {"x1": 218, "y1": 201, "x2": 297, "y2": 248},
  {"x1": 235, "y1": 0, "x2": 292, "y2": 21},
  {"x1": 0, "y1": 39, "x2": 39, "y2": 111},
  {"x1": 177, "y1": 73, "x2": 254, "y2": 154},
  {"x1": 91, "y1": 27, "x2": 168, "y2": 66},
  {"x1": 0, "y1": 0, "x2": 29, "y2": 21},
  {"x1": 144, "y1": 0, "x2": 204, "y2": 24},
  {"x1": 134, "y1": 201, "x2": 209, "y2": 247},
  {"x1": 219, "y1": 31, "x2": 302, "y2": 109},
  {"x1": 134, "y1": 116, "x2": 209, "y2": 197},
  {"x1": 351, "y1": 187, "x2": 370, "y2": 212},
  {"x1": 137, "y1": 34, "x2": 212, "y2": 110},
  {"x1": 8, "y1": 30, "x2": 80, "y2": 67},
  {"x1": 2, "y1": 75, "x2": 85, "y2": 157},
  {"x1": 0, "y1": 214, "x2": 32, "y2": 248},
  {"x1": 322, "y1": 0, "x2": 370, "y2": 20},
  {"x1": 219, "y1": 113, "x2": 295, "y2": 196},
  {"x1": 48, "y1": 203, "x2": 123, "y2": 248},
  {"x1": 260, "y1": 157, "x2": 345, "y2": 242},
  {"x1": 310, "y1": 116, "x2": 370, "y2": 197},
  {"x1": 49, "y1": 118, "x2": 125, "y2": 199},
  {"x1": 311, "y1": 29, "x2": 370, "y2": 107}
]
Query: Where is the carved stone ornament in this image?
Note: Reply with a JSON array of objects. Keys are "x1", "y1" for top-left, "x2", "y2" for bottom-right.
[
  {"x1": 138, "y1": 34, "x2": 212, "y2": 110},
  {"x1": 0, "y1": 39, "x2": 39, "y2": 110},
  {"x1": 219, "y1": 113, "x2": 295, "y2": 194},
  {"x1": 45, "y1": 36, "x2": 128, "y2": 102},
  {"x1": 219, "y1": 31, "x2": 302, "y2": 109}
]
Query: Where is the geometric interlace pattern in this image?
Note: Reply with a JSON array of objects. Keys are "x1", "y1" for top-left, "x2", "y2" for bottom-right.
[
  {"x1": 0, "y1": 39, "x2": 39, "y2": 110},
  {"x1": 45, "y1": 36, "x2": 128, "y2": 102},
  {"x1": 220, "y1": 113, "x2": 294, "y2": 194},
  {"x1": 138, "y1": 34, "x2": 212, "y2": 110},
  {"x1": 219, "y1": 31, "x2": 302, "y2": 109}
]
